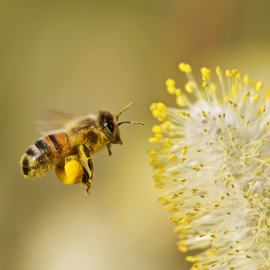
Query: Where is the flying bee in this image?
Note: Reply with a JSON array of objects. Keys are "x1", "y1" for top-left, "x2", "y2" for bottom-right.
[{"x1": 20, "y1": 103, "x2": 144, "y2": 195}]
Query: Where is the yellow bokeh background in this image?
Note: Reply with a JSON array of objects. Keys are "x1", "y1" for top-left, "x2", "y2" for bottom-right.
[{"x1": 1, "y1": 1, "x2": 270, "y2": 270}]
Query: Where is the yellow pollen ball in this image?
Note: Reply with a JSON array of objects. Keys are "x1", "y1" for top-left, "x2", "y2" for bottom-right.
[
  {"x1": 150, "y1": 103, "x2": 157, "y2": 111},
  {"x1": 231, "y1": 69, "x2": 238, "y2": 76},
  {"x1": 165, "y1": 78, "x2": 175, "y2": 87},
  {"x1": 256, "y1": 81, "x2": 264, "y2": 91},
  {"x1": 161, "y1": 112, "x2": 168, "y2": 119},
  {"x1": 179, "y1": 62, "x2": 186, "y2": 72},
  {"x1": 153, "y1": 110, "x2": 160, "y2": 117},
  {"x1": 185, "y1": 64, "x2": 192, "y2": 73},
  {"x1": 185, "y1": 82, "x2": 193, "y2": 93},
  {"x1": 201, "y1": 67, "x2": 207, "y2": 73},
  {"x1": 147, "y1": 149, "x2": 156, "y2": 155},
  {"x1": 243, "y1": 74, "x2": 249, "y2": 84},
  {"x1": 226, "y1": 70, "x2": 232, "y2": 76},
  {"x1": 216, "y1": 66, "x2": 222, "y2": 75},
  {"x1": 167, "y1": 86, "x2": 175, "y2": 94},
  {"x1": 201, "y1": 67, "x2": 211, "y2": 78},
  {"x1": 161, "y1": 121, "x2": 172, "y2": 130},
  {"x1": 202, "y1": 82, "x2": 208, "y2": 87},
  {"x1": 155, "y1": 134, "x2": 163, "y2": 140},
  {"x1": 149, "y1": 138, "x2": 158, "y2": 143},
  {"x1": 152, "y1": 125, "x2": 162, "y2": 133},
  {"x1": 176, "y1": 96, "x2": 186, "y2": 107},
  {"x1": 157, "y1": 102, "x2": 166, "y2": 111},
  {"x1": 201, "y1": 111, "x2": 206, "y2": 117},
  {"x1": 186, "y1": 256, "x2": 195, "y2": 262},
  {"x1": 64, "y1": 160, "x2": 84, "y2": 185},
  {"x1": 175, "y1": 89, "x2": 182, "y2": 96},
  {"x1": 179, "y1": 246, "x2": 188, "y2": 253},
  {"x1": 253, "y1": 94, "x2": 259, "y2": 101}
]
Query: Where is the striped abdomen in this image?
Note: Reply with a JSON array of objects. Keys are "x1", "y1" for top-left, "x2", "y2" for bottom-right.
[{"x1": 21, "y1": 132, "x2": 72, "y2": 178}]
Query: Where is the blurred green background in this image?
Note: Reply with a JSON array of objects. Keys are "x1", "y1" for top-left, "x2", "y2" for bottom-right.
[{"x1": 1, "y1": 1, "x2": 270, "y2": 270}]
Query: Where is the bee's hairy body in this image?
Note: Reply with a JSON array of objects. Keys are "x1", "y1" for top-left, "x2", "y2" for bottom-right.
[
  {"x1": 21, "y1": 131, "x2": 72, "y2": 178},
  {"x1": 21, "y1": 114, "x2": 110, "y2": 177},
  {"x1": 20, "y1": 103, "x2": 143, "y2": 195}
]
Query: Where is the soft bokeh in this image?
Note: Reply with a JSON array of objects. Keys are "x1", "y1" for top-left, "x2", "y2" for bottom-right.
[{"x1": 1, "y1": 1, "x2": 270, "y2": 270}]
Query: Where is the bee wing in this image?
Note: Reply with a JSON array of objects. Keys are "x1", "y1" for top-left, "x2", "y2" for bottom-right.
[{"x1": 37, "y1": 110, "x2": 74, "y2": 135}]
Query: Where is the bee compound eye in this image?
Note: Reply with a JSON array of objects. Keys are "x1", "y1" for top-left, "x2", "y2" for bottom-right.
[
  {"x1": 103, "y1": 117, "x2": 114, "y2": 133},
  {"x1": 106, "y1": 121, "x2": 114, "y2": 133}
]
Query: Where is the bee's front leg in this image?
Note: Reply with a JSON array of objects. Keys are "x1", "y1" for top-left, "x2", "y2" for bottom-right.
[
  {"x1": 82, "y1": 144, "x2": 94, "y2": 195},
  {"x1": 106, "y1": 143, "x2": 112, "y2": 156}
]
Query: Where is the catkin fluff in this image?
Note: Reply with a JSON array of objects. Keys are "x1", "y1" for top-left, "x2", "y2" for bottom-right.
[{"x1": 149, "y1": 64, "x2": 270, "y2": 270}]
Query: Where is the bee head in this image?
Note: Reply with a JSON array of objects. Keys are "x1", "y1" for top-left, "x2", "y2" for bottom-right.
[
  {"x1": 99, "y1": 110, "x2": 123, "y2": 145},
  {"x1": 99, "y1": 103, "x2": 144, "y2": 145}
]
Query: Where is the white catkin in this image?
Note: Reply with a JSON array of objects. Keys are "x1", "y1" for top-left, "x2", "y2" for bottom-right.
[{"x1": 149, "y1": 65, "x2": 270, "y2": 270}]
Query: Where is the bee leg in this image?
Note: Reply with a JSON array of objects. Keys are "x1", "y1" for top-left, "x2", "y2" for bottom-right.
[
  {"x1": 82, "y1": 166, "x2": 91, "y2": 195},
  {"x1": 87, "y1": 158, "x2": 94, "y2": 180},
  {"x1": 106, "y1": 143, "x2": 112, "y2": 156},
  {"x1": 82, "y1": 144, "x2": 94, "y2": 193}
]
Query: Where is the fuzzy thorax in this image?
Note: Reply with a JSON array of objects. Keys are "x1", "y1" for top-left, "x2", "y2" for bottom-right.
[{"x1": 149, "y1": 64, "x2": 270, "y2": 270}]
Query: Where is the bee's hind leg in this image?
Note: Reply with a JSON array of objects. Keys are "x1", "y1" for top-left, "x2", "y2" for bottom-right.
[
  {"x1": 82, "y1": 166, "x2": 91, "y2": 195},
  {"x1": 82, "y1": 144, "x2": 94, "y2": 195}
]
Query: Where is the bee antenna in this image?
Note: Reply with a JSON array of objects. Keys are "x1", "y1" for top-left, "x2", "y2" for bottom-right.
[
  {"x1": 118, "y1": 121, "x2": 144, "y2": 126},
  {"x1": 116, "y1": 102, "x2": 133, "y2": 121}
]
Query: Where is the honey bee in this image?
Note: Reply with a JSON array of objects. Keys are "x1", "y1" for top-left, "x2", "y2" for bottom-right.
[{"x1": 20, "y1": 103, "x2": 144, "y2": 195}]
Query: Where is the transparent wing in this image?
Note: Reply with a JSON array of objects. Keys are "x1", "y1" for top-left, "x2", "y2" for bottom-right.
[{"x1": 37, "y1": 110, "x2": 74, "y2": 135}]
